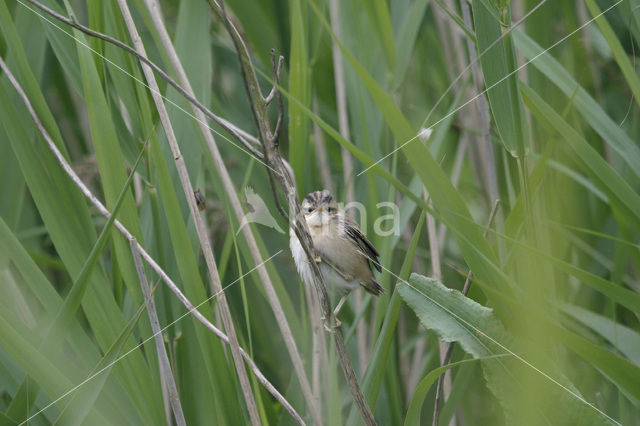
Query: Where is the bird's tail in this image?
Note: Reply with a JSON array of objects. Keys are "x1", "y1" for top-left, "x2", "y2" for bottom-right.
[{"x1": 361, "y1": 279, "x2": 384, "y2": 296}]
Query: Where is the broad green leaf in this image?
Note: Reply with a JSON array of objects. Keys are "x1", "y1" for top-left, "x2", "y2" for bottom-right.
[{"x1": 399, "y1": 274, "x2": 614, "y2": 425}]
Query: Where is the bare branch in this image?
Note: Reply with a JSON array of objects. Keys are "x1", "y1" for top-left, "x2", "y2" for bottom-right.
[
  {"x1": 268, "y1": 52, "x2": 285, "y2": 145},
  {"x1": 265, "y1": 50, "x2": 284, "y2": 106},
  {"x1": 0, "y1": 55, "x2": 305, "y2": 426}
]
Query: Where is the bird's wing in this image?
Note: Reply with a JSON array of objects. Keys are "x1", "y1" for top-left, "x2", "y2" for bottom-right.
[{"x1": 343, "y1": 214, "x2": 381, "y2": 273}]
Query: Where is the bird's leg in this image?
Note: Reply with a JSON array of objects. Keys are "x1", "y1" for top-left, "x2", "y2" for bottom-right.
[
  {"x1": 332, "y1": 293, "x2": 349, "y2": 326},
  {"x1": 320, "y1": 293, "x2": 349, "y2": 332}
]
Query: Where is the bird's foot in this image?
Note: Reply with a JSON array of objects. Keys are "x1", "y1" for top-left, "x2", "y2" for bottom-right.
[
  {"x1": 304, "y1": 254, "x2": 323, "y2": 264},
  {"x1": 322, "y1": 317, "x2": 341, "y2": 333}
]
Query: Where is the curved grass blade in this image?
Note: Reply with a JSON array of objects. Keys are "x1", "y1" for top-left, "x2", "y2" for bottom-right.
[{"x1": 404, "y1": 358, "x2": 483, "y2": 426}]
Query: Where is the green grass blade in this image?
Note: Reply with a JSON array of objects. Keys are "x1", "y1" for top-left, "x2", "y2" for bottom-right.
[
  {"x1": 45, "y1": 146, "x2": 145, "y2": 346},
  {"x1": 404, "y1": 358, "x2": 481, "y2": 426},
  {"x1": 472, "y1": 0, "x2": 528, "y2": 156},
  {"x1": 513, "y1": 29, "x2": 640, "y2": 181},
  {"x1": 584, "y1": 0, "x2": 640, "y2": 109},
  {"x1": 364, "y1": 0, "x2": 396, "y2": 69},
  {"x1": 289, "y1": 0, "x2": 311, "y2": 196},
  {"x1": 559, "y1": 303, "x2": 640, "y2": 365}
]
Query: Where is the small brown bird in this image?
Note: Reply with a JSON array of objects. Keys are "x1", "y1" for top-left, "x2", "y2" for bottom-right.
[{"x1": 290, "y1": 190, "x2": 383, "y2": 319}]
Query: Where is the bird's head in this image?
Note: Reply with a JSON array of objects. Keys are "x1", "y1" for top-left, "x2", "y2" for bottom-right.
[{"x1": 301, "y1": 189, "x2": 339, "y2": 227}]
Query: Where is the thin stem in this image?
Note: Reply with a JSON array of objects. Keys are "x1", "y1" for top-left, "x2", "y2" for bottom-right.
[
  {"x1": 129, "y1": 238, "x2": 186, "y2": 426},
  {"x1": 312, "y1": 97, "x2": 333, "y2": 190},
  {"x1": 329, "y1": 0, "x2": 355, "y2": 204}
]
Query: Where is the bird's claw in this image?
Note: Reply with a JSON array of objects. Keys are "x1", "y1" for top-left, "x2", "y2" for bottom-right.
[
  {"x1": 304, "y1": 254, "x2": 323, "y2": 264},
  {"x1": 320, "y1": 315, "x2": 341, "y2": 333}
]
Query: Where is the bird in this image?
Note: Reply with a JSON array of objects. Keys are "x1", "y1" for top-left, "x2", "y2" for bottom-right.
[{"x1": 290, "y1": 189, "x2": 383, "y2": 322}]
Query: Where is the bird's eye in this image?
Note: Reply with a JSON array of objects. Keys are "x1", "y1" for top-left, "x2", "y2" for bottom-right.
[
  {"x1": 327, "y1": 207, "x2": 336, "y2": 214},
  {"x1": 306, "y1": 207, "x2": 313, "y2": 214}
]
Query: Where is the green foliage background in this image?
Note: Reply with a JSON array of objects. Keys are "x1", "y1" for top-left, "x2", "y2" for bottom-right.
[{"x1": 0, "y1": 0, "x2": 639, "y2": 424}]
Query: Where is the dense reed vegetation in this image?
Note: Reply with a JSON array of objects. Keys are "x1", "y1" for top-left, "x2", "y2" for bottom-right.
[{"x1": 0, "y1": 0, "x2": 639, "y2": 424}]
